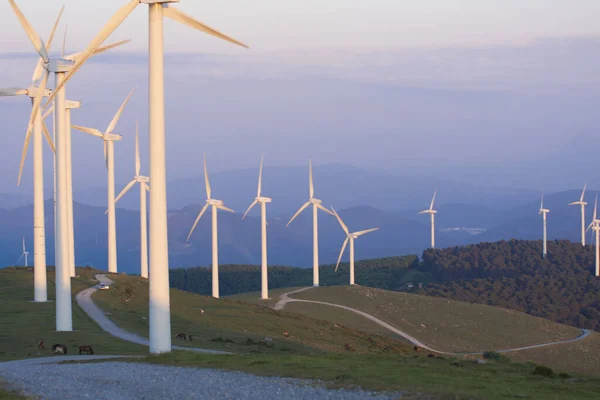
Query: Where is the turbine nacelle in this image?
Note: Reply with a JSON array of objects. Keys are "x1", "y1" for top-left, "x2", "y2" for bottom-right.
[
  {"x1": 104, "y1": 133, "x2": 122, "y2": 141},
  {"x1": 136, "y1": 175, "x2": 150, "y2": 183},
  {"x1": 309, "y1": 198, "x2": 323, "y2": 205},
  {"x1": 419, "y1": 210, "x2": 437, "y2": 215},
  {"x1": 207, "y1": 199, "x2": 224, "y2": 207},
  {"x1": 141, "y1": 0, "x2": 181, "y2": 4},
  {"x1": 47, "y1": 58, "x2": 75, "y2": 73},
  {"x1": 25, "y1": 85, "x2": 52, "y2": 99},
  {"x1": 257, "y1": 196, "x2": 272, "y2": 203},
  {"x1": 66, "y1": 100, "x2": 81, "y2": 110}
]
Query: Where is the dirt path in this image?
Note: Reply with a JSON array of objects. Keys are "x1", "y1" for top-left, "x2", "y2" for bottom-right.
[{"x1": 273, "y1": 287, "x2": 592, "y2": 355}]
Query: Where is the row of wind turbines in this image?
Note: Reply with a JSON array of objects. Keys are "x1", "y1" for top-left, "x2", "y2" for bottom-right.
[
  {"x1": 5, "y1": 0, "x2": 250, "y2": 354},
  {"x1": 185, "y1": 157, "x2": 380, "y2": 300}
]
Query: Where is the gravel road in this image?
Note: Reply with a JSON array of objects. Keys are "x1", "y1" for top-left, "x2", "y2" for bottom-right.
[{"x1": 0, "y1": 358, "x2": 401, "y2": 400}]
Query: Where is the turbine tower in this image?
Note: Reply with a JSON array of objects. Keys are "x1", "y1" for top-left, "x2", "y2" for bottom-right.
[
  {"x1": 569, "y1": 182, "x2": 587, "y2": 246},
  {"x1": 419, "y1": 191, "x2": 438, "y2": 249},
  {"x1": 539, "y1": 193, "x2": 550, "y2": 258},
  {"x1": 113, "y1": 122, "x2": 150, "y2": 279},
  {"x1": 186, "y1": 155, "x2": 235, "y2": 299},
  {"x1": 586, "y1": 195, "x2": 600, "y2": 277},
  {"x1": 0, "y1": 6, "x2": 62, "y2": 303},
  {"x1": 41, "y1": 0, "x2": 248, "y2": 353},
  {"x1": 331, "y1": 207, "x2": 379, "y2": 285},
  {"x1": 18, "y1": 237, "x2": 29, "y2": 267},
  {"x1": 286, "y1": 159, "x2": 333, "y2": 287},
  {"x1": 72, "y1": 90, "x2": 135, "y2": 274},
  {"x1": 9, "y1": 0, "x2": 129, "y2": 331},
  {"x1": 243, "y1": 156, "x2": 271, "y2": 300}
]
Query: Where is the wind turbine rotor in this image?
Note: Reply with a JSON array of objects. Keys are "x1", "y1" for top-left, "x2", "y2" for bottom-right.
[
  {"x1": 335, "y1": 237, "x2": 349, "y2": 272},
  {"x1": 286, "y1": 201, "x2": 310, "y2": 227},
  {"x1": 331, "y1": 207, "x2": 349, "y2": 235},
  {"x1": 187, "y1": 203, "x2": 210, "y2": 242}
]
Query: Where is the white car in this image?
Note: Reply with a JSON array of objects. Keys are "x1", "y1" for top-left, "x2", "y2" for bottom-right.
[{"x1": 97, "y1": 283, "x2": 110, "y2": 290}]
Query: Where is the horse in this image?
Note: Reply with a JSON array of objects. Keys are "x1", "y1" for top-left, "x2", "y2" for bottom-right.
[
  {"x1": 283, "y1": 331, "x2": 289, "y2": 338},
  {"x1": 188, "y1": 335, "x2": 195, "y2": 341},
  {"x1": 344, "y1": 344, "x2": 355, "y2": 352},
  {"x1": 52, "y1": 344, "x2": 67, "y2": 355},
  {"x1": 38, "y1": 340, "x2": 45, "y2": 350},
  {"x1": 79, "y1": 345, "x2": 94, "y2": 355},
  {"x1": 176, "y1": 333, "x2": 187, "y2": 341}
]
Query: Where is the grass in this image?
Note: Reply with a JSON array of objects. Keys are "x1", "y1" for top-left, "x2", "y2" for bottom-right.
[
  {"x1": 0, "y1": 267, "x2": 147, "y2": 362},
  {"x1": 93, "y1": 274, "x2": 414, "y2": 355},
  {"x1": 0, "y1": 380, "x2": 27, "y2": 399},
  {"x1": 289, "y1": 285, "x2": 582, "y2": 353},
  {"x1": 140, "y1": 350, "x2": 600, "y2": 400},
  {"x1": 226, "y1": 287, "x2": 305, "y2": 308}
]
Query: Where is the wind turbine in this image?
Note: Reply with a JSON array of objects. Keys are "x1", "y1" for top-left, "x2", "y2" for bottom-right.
[
  {"x1": 419, "y1": 191, "x2": 438, "y2": 249},
  {"x1": 17, "y1": 237, "x2": 29, "y2": 267},
  {"x1": 539, "y1": 193, "x2": 550, "y2": 258},
  {"x1": 113, "y1": 122, "x2": 150, "y2": 279},
  {"x1": 39, "y1": 0, "x2": 248, "y2": 353},
  {"x1": 8, "y1": 1, "x2": 130, "y2": 324},
  {"x1": 286, "y1": 159, "x2": 333, "y2": 287},
  {"x1": 72, "y1": 89, "x2": 135, "y2": 274},
  {"x1": 569, "y1": 182, "x2": 587, "y2": 246},
  {"x1": 1, "y1": 6, "x2": 62, "y2": 303},
  {"x1": 331, "y1": 207, "x2": 379, "y2": 285},
  {"x1": 243, "y1": 156, "x2": 271, "y2": 300},
  {"x1": 586, "y1": 195, "x2": 599, "y2": 277},
  {"x1": 186, "y1": 155, "x2": 235, "y2": 299}
]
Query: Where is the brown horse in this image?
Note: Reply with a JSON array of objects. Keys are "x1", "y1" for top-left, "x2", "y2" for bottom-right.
[
  {"x1": 38, "y1": 340, "x2": 45, "y2": 350},
  {"x1": 79, "y1": 345, "x2": 94, "y2": 355},
  {"x1": 344, "y1": 344, "x2": 355, "y2": 352}
]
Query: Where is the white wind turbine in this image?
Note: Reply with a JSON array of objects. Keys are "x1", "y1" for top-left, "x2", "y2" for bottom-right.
[
  {"x1": 243, "y1": 156, "x2": 272, "y2": 300},
  {"x1": 72, "y1": 90, "x2": 135, "y2": 274},
  {"x1": 1, "y1": 6, "x2": 62, "y2": 303},
  {"x1": 331, "y1": 207, "x2": 379, "y2": 285},
  {"x1": 586, "y1": 195, "x2": 600, "y2": 277},
  {"x1": 18, "y1": 237, "x2": 29, "y2": 267},
  {"x1": 9, "y1": 1, "x2": 130, "y2": 326},
  {"x1": 286, "y1": 159, "x2": 333, "y2": 287},
  {"x1": 419, "y1": 191, "x2": 438, "y2": 249},
  {"x1": 539, "y1": 193, "x2": 550, "y2": 258},
  {"x1": 186, "y1": 155, "x2": 235, "y2": 299},
  {"x1": 39, "y1": 0, "x2": 248, "y2": 353},
  {"x1": 112, "y1": 122, "x2": 150, "y2": 279},
  {"x1": 569, "y1": 182, "x2": 588, "y2": 246}
]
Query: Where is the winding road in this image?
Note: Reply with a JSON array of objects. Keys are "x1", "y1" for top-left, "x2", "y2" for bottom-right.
[
  {"x1": 76, "y1": 274, "x2": 227, "y2": 354},
  {"x1": 272, "y1": 287, "x2": 592, "y2": 356}
]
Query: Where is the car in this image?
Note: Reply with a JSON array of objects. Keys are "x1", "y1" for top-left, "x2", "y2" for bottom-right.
[{"x1": 97, "y1": 283, "x2": 110, "y2": 290}]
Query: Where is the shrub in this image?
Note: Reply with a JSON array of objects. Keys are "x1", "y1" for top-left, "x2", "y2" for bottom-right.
[
  {"x1": 482, "y1": 351, "x2": 508, "y2": 363},
  {"x1": 532, "y1": 365, "x2": 555, "y2": 378}
]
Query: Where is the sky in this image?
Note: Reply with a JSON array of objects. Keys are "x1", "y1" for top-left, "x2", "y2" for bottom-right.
[{"x1": 1, "y1": 1, "x2": 600, "y2": 199}]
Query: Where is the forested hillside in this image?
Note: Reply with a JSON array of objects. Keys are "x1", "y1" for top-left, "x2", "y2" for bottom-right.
[
  {"x1": 169, "y1": 256, "x2": 423, "y2": 296},
  {"x1": 419, "y1": 240, "x2": 600, "y2": 330}
]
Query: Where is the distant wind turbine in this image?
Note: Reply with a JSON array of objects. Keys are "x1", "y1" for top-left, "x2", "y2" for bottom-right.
[
  {"x1": 242, "y1": 156, "x2": 272, "y2": 299},
  {"x1": 539, "y1": 193, "x2": 550, "y2": 258},
  {"x1": 419, "y1": 191, "x2": 438, "y2": 249},
  {"x1": 331, "y1": 207, "x2": 379, "y2": 285},
  {"x1": 586, "y1": 195, "x2": 599, "y2": 277},
  {"x1": 286, "y1": 159, "x2": 333, "y2": 287},
  {"x1": 18, "y1": 237, "x2": 29, "y2": 267},
  {"x1": 569, "y1": 182, "x2": 587, "y2": 246},
  {"x1": 72, "y1": 89, "x2": 135, "y2": 274},
  {"x1": 187, "y1": 155, "x2": 235, "y2": 299},
  {"x1": 113, "y1": 122, "x2": 150, "y2": 279}
]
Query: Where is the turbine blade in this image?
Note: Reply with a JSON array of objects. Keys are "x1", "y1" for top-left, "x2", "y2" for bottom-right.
[
  {"x1": 331, "y1": 207, "x2": 349, "y2": 235},
  {"x1": 42, "y1": 104, "x2": 54, "y2": 120},
  {"x1": 0, "y1": 88, "x2": 27, "y2": 96},
  {"x1": 581, "y1": 182, "x2": 587, "y2": 203},
  {"x1": 64, "y1": 39, "x2": 131, "y2": 61},
  {"x1": 540, "y1": 193, "x2": 544, "y2": 210},
  {"x1": 41, "y1": 119, "x2": 55, "y2": 153},
  {"x1": 44, "y1": 0, "x2": 139, "y2": 107},
  {"x1": 135, "y1": 121, "x2": 140, "y2": 175},
  {"x1": 418, "y1": 210, "x2": 430, "y2": 215},
  {"x1": 144, "y1": 183, "x2": 150, "y2": 192},
  {"x1": 46, "y1": 5, "x2": 64, "y2": 51},
  {"x1": 186, "y1": 203, "x2": 209, "y2": 242},
  {"x1": 163, "y1": 6, "x2": 249, "y2": 49},
  {"x1": 257, "y1": 155, "x2": 264, "y2": 197},
  {"x1": 104, "y1": 141, "x2": 108, "y2": 170},
  {"x1": 216, "y1": 204, "x2": 235, "y2": 213},
  {"x1": 204, "y1": 154, "x2": 211, "y2": 200},
  {"x1": 594, "y1": 195, "x2": 598, "y2": 222},
  {"x1": 106, "y1": 89, "x2": 135, "y2": 134},
  {"x1": 316, "y1": 203, "x2": 334, "y2": 216},
  {"x1": 286, "y1": 201, "x2": 310, "y2": 227},
  {"x1": 8, "y1": 0, "x2": 49, "y2": 63},
  {"x1": 309, "y1": 159, "x2": 314, "y2": 199},
  {"x1": 61, "y1": 25, "x2": 68, "y2": 58},
  {"x1": 429, "y1": 190, "x2": 437, "y2": 211},
  {"x1": 114, "y1": 180, "x2": 136, "y2": 204},
  {"x1": 354, "y1": 228, "x2": 379, "y2": 237},
  {"x1": 242, "y1": 199, "x2": 258, "y2": 220},
  {"x1": 72, "y1": 125, "x2": 104, "y2": 138},
  {"x1": 22, "y1": 237, "x2": 25, "y2": 252},
  {"x1": 335, "y1": 238, "x2": 349, "y2": 272}
]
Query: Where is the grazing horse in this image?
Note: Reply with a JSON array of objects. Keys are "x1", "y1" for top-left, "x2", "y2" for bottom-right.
[
  {"x1": 188, "y1": 335, "x2": 194, "y2": 342},
  {"x1": 344, "y1": 344, "x2": 354, "y2": 352},
  {"x1": 79, "y1": 345, "x2": 94, "y2": 355},
  {"x1": 52, "y1": 344, "x2": 67, "y2": 355},
  {"x1": 38, "y1": 340, "x2": 45, "y2": 350},
  {"x1": 413, "y1": 346, "x2": 421, "y2": 353},
  {"x1": 176, "y1": 333, "x2": 187, "y2": 341},
  {"x1": 368, "y1": 337, "x2": 375, "y2": 345},
  {"x1": 283, "y1": 331, "x2": 289, "y2": 338}
]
